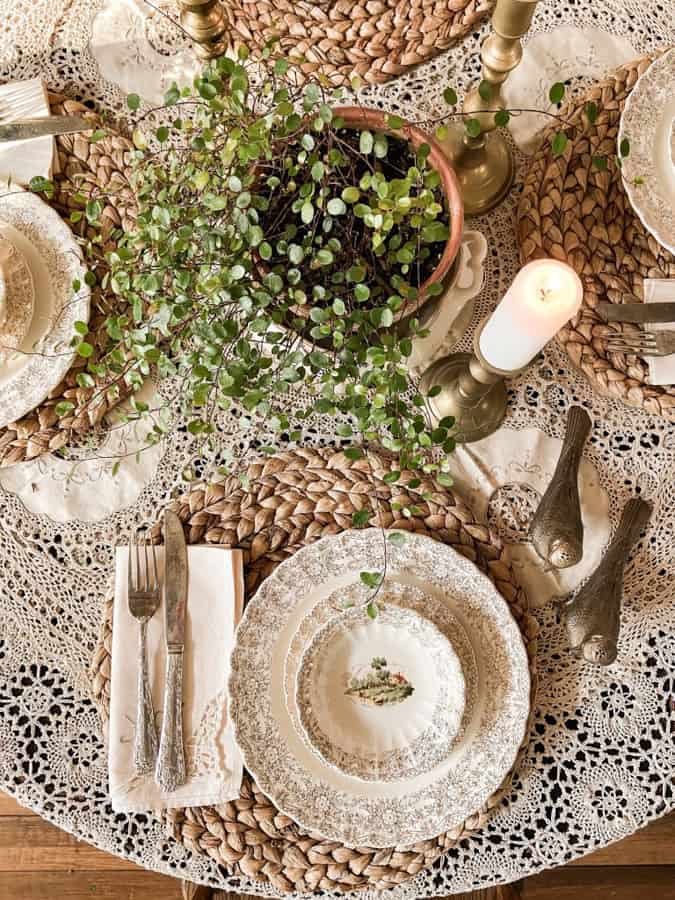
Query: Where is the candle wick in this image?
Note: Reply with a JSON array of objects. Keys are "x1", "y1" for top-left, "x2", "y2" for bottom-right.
[{"x1": 539, "y1": 287, "x2": 554, "y2": 303}]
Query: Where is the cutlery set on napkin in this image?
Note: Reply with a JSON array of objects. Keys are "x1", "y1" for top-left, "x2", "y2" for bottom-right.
[
  {"x1": 0, "y1": 78, "x2": 91, "y2": 185},
  {"x1": 108, "y1": 511, "x2": 244, "y2": 812},
  {"x1": 598, "y1": 279, "x2": 675, "y2": 385}
]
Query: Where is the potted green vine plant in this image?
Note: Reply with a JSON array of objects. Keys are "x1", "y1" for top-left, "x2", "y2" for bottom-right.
[{"x1": 57, "y1": 52, "x2": 464, "y2": 484}]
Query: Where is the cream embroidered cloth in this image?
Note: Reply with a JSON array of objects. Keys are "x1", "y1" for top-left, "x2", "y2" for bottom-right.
[
  {"x1": 645, "y1": 279, "x2": 675, "y2": 385},
  {"x1": 108, "y1": 545, "x2": 244, "y2": 811}
]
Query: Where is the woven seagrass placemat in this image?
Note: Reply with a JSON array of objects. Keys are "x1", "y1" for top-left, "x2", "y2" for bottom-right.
[
  {"x1": 0, "y1": 95, "x2": 136, "y2": 466},
  {"x1": 90, "y1": 447, "x2": 537, "y2": 893},
  {"x1": 517, "y1": 51, "x2": 675, "y2": 419},
  {"x1": 223, "y1": 0, "x2": 491, "y2": 85}
]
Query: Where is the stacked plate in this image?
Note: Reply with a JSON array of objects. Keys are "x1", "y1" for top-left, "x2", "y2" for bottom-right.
[
  {"x1": 619, "y1": 48, "x2": 675, "y2": 255},
  {"x1": 0, "y1": 180, "x2": 90, "y2": 429},
  {"x1": 228, "y1": 529, "x2": 530, "y2": 848}
]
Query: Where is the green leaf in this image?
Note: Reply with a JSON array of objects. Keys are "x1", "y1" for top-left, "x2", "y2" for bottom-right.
[
  {"x1": 551, "y1": 132, "x2": 568, "y2": 157},
  {"x1": 592, "y1": 156, "x2": 608, "y2": 171},
  {"x1": 228, "y1": 175, "x2": 242, "y2": 192},
  {"x1": 344, "y1": 447, "x2": 363, "y2": 460},
  {"x1": 379, "y1": 308, "x2": 394, "y2": 328},
  {"x1": 76, "y1": 341, "x2": 94, "y2": 358},
  {"x1": 383, "y1": 470, "x2": 401, "y2": 484},
  {"x1": 311, "y1": 160, "x2": 324, "y2": 181},
  {"x1": 386, "y1": 114, "x2": 404, "y2": 130},
  {"x1": 28, "y1": 176, "x2": 54, "y2": 196},
  {"x1": 387, "y1": 531, "x2": 407, "y2": 547},
  {"x1": 436, "y1": 472, "x2": 454, "y2": 486},
  {"x1": 352, "y1": 509, "x2": 370, "y2": 527},
  {"x1": 366, "y1": 601, "x2": 379, "y2": 619},
  {"x1": 585, "y1": 101, "x2": 598, "y2": 124},
  {"x1": 89, "y1": 129, "x2": 106, "y2": 143},
  {"x1": 549, "y1": 82, "x2": 565, "y2": 105},
  {"x1": 465, "y1": 118, "x2": 481, "y2": 139},
  {"x1": 341, "y1": 186, "x2": 360, "y2": 204},
  {"x1": 74, "y1": 320, "x2": 89, "y2": 335},
  {"x1": 301, "y1": 201, "x2": 314, "y2": 224},
  {"x1": 619, "y1": 137, "x2": 630, "y2": 158},
  {"x1": 443, "y1": 87, "x2": 458, "y2": 106},
  {"x1": 359, "y1": 130, "x2": 374, "y2": 154},
  {"x1": 494, "y1": 109, "x2": 510, "y2": 128},
  {"x1": 478, "y1": 80, "x2": 492, "y2": 101},
  {"x1": 126, "y1": 93, "x2": 141, "y2": 110},
  {"x1": 274, "y1": 58, "x2": 289, "y2": 76},
  {"x1": 360, "y1": 570, "x2": 383, "y2": 590},
  {"x1": 327, "y1": 197, "x2": 346, "y2": 215},
  {"x1": 54, "y1": 401, "x2": 75, "y2": 416},
  {"x1": 164, "y1": 83, "x2": 180, "y2": 105}
]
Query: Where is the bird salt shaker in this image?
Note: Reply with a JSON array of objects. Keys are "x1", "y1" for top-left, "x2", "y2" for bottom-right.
[
  {"x1": 530, "y1": 405, "x2": 592, "y2": 568},
  {"x1": 560, "y1": 497, "x2": 652, "y2": 665}
]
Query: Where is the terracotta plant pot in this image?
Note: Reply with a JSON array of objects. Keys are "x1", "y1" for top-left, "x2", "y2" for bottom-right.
[{"x1": 328, "y1": 105, "x2": 464, "y2": 324}]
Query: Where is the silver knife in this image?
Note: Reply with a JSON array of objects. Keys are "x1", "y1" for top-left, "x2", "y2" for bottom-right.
[
  {"x1": 0, "y1": 116, "x2": 92, "y2": 142},
  {"x1": 598, "y1": 301, "x2": 675, "y2": 324},
  {"x1": 156, "y1": 509, "x2": 188, "y2": 792}
]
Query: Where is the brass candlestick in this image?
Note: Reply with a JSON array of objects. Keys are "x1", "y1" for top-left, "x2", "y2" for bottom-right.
[
  {"x1": 419, "y1": 319, "x2": 524, "y2": 443},
  {"x1": 177, "y1": 0, "x2": 228, "y2": 60},
  {"x1": 438, "y1": 0, "x2": 541, "y2": 215}
]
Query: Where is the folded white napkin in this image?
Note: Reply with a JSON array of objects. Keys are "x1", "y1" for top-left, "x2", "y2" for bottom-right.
[
  {"x1": 108, "y1": 545, "x2": 244, "y2": 812},
  {"x1": 0, "y1": 79, "x2": 55, "y2": 186},
  {"x1": 645, "y1": 279, "x2": 675, "y2": 385}
]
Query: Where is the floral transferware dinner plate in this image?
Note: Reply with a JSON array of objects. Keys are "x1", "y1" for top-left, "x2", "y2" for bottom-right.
[
  {"x1": 229, "y1": 529, "x2": 531, "y2": 847},
  {"x1": 0, "y1": 180, "x2": 90, "y2": 430},
  {"x1": 618, "y1": 48, "x2": 675, "y2": 255},
  {"x1": 295, "y1": 604, "x2": 466, "y2": 782}
]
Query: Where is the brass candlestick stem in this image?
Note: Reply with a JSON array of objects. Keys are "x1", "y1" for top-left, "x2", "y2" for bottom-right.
[
  {"x1": 177, "y1": 0, "x2": 228, "y2": 60},
  {"x1": 438, "y1": 0, "x2": 541, "y2": 215},
  {"x1": 419, "y1": 319, "x2": 524, "y2": 443}
]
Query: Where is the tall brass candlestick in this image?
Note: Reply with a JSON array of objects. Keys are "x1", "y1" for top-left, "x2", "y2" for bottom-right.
[
  {"x1": 177, "y1": 0, "x2": 228, "y2": 60},
  {"x1": 438, "y1": 0, "x2": 541, "y2": 215}
]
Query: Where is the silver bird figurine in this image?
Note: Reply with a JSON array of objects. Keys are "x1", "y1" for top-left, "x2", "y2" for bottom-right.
[
  {"x1": 530, "y1": 405, "x2": 592, "y2": 568},
  {"x1": 560, "y1": 497, "x2": 652, "y2": 665}
]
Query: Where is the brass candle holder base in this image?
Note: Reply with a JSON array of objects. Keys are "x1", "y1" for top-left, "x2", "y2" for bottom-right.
[
  {"x1": 419, "y1": 319, "x2": 523, "y2": 443},
  {"x1": 438, "y1": 127, "x2": 515, "y2": 217}
]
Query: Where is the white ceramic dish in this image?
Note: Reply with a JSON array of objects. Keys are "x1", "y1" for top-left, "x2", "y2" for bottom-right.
[
  {"x1": 619, "y1": 49, "x2": 675, "y2": 255},
  {"x1": 295, "y1": 604, "x2": 465, "y2": 783},
  {"x1": 0, "y1": 181, "x2": 90, "y2": 429},
  {"x1": 229, "y1": 529, "x2": 531, "y2": 847}
]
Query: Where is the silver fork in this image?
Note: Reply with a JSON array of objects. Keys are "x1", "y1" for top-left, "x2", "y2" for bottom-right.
[
  {"x1": 605, "y1": 330, "x2": 675, "y2": 357},
  {"x1": 128, "y1": 533, "x2": 161, "y2": 775}
]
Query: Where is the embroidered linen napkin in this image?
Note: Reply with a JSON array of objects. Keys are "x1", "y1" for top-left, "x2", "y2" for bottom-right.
[
  {"x1": 645, "y1": 279, "x2": 675, "y2": 385},
  {"x1": 108, "y1": 545, "x2": 244, "y2": 812},
  {"x1": 0, "y1": 79, "x2": 55, "y2": 185}
]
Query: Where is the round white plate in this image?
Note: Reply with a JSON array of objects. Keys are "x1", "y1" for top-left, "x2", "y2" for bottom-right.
[
  {"x1": 619, "y1": 49, "x2": 675, "y2": 254},
  {"x1": 296, "y1": 604, "x2": 465, "y2": 782},
  {"x1": 229, "y1": 529, "x2": 531, "y2": 847},
  {"x1": 0, "y1": 181, "x2": 90, "y2": 429}
]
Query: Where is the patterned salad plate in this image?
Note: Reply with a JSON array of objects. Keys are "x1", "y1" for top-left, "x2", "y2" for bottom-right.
[
  {"x1": 295, "y1": 604, "x2": 466, "y2": 782},
  {"x1": 229, "y1": 529, "x2": 531, "y2": 847},
  {"x1": 0, "y1": 180, "x2": 90, "y2": 429},
  {"x1": 619, "y1": 48, "x2": 675, "y2": 254}
]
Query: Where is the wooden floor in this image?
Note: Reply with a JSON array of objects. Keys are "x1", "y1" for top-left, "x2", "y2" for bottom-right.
[{"x1": 1, "y1": 792, "x2": 673, "y2": 899}]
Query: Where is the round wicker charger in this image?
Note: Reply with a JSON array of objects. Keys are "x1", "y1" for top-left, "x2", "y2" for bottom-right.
[
  {"x1": 222, "y1": 0, "x2": 491, "y2": 85},
  {"x1": 517, "y1": 51, "x2": 675, "y2": 419},
  {"x1": 0, "y1": 96, "x2": 136, "y2": 466},
  {"x1": 90, "y1": 448, "x2": 537, "y2": 893}
]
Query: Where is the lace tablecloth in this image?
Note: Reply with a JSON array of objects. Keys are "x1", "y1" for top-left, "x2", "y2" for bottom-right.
[{"x1": 0, "y1": 1, "x2": 673, "y2": 897}]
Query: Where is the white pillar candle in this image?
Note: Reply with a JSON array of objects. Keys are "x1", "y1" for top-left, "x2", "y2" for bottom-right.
[{"x1": 479, "y1": 259, "x2": 583, "y2": 371}]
